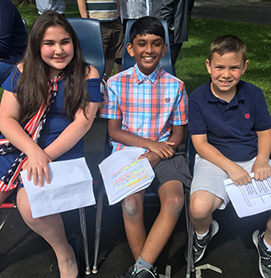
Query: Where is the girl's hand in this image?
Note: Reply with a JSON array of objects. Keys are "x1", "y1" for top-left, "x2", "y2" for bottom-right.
[
  {"x1": 251, "y1": 159, "x2": 271, "y2": 181},
  {"x1": 147, "y1": 141, "x2": 175, "y2": 160},
  {"x1": 227, "y1": 163, "x2": 252, "y2": 185},
  {"x1": 22, "y1": 149, "x2": 52, "y2": 187}
]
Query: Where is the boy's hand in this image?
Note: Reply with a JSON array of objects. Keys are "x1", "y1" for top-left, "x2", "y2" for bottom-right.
[
  {"x1": 139, "y1": 152, "x2": 162, "y2": 168},
  {"x1": 227, "y1": 163, "x2": 252, "y2": 185},
  {"x1": 251, "y1": 159, "x2": 271, "y2": 180},
  {"x1": 147, "y1": 141, "x2": 175, "y2": 159}
]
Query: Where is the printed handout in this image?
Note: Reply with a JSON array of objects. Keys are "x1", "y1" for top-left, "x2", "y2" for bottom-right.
[
  {"x1": 21, "y1": 157, "x2": 96, "y2": 218},
  {"x1": 224, "y1": 173, "x2": 271, "y2": 218},
  {"x1": 99, "y1": 147, "x2": 155, "y2": 205}
]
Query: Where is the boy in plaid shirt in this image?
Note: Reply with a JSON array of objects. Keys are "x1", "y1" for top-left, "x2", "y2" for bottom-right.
[{"x1": 100, "y1": 16, "x2": 191, "y2": 278}]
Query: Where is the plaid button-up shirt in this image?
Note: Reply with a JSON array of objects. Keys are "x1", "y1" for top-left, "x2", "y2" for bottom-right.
[{"x1": 100, "y1": 63, "x2": 188, "y2": 152}]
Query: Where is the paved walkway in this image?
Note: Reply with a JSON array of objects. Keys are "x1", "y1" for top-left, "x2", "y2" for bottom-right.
[{"x1": 192, "y1": 0, "x2": 271, "y2": 25}]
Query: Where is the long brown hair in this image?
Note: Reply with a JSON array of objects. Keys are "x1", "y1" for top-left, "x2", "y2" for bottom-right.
[{"x1": 16, "y1": 11, "x2": 90, "y2": 123}]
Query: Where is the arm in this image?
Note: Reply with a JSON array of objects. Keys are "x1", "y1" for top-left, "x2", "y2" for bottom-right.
[
  {"x1": 192, "y1": 134, "x2": 252, "y2": 185},
  {"x1": 116, "y1": 0, "x2": 120, "y2": 16},
  {"x1": 77, "y1": 0, "x2": 88, "y2": 18},
  {"x1": 0, "y1": 90, "x2": 52, "y2": 186},
  {"x1": 251, "y1": 129, "x2": 271, "y2": 180},
  {"x1": 108, "y1": 119, "x2": 175, "y2": 159},
  {"x1": 140, "y1": 125, "x2": 184, "y2": 168}
]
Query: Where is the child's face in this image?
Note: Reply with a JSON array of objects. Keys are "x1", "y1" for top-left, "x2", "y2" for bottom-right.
[
  {"x1": 127, "y1": 33, "x2": 167, "y2": 75},
  {"x1": 206, "y1": 52, "x2": 249, "y2": 97},
  {"x1": 40, "y1": 25, "x2": 74, "y2": 79}
]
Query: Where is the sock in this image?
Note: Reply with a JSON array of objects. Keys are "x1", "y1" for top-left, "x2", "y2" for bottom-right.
[
  {"x1": 263, "y1": 238, "x2": 271, "y2": 252},
  {"x1": 135, "y1": 256, "x2": 153, "y2": 272},
  {"x1": 196, "y1": 230, "x2": 209, "y2": 240}
]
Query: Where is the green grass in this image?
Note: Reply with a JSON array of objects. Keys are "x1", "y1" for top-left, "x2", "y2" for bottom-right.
[{"x1": 1, "y1": 4, "x2": 271, "y2": 113}]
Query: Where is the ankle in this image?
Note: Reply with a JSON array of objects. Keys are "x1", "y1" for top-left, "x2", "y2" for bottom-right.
[
  {"x1": 135, "y1": 256, "x2": 153, "y2": 272},
  {"x1": 57, "y1": 245, "x2": 78, "y2": 278}
]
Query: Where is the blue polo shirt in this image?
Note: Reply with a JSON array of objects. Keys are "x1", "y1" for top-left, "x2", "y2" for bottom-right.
[{"x1": 188, "y1": 80, "x2": 271, "y2": 161}]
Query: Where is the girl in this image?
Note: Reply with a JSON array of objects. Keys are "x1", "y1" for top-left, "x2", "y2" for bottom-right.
[{"x1": 0, "y1": 11, "x2": 103, "y2": 278}]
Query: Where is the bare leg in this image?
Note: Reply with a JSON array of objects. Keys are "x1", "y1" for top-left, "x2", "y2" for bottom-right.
[
  {"x1": 189, "y1": 190, "x2": 222, "y2": 234},
  {"x1": 122, "y1": 190, "x2": 146, "y2": 260},
  {"x1": 140, "y1": 181, "x2": 184, "y2": 264},
  {"x1": 16, "y1": 187, "x2": 78, "y2": 278}
]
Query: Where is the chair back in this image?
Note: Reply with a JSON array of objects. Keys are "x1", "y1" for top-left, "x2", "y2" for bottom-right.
[
  {"x1": 67, "y1": 18, "x2": 105, "y2": 79},
  {"x1": 121, "y1": 19, "x2": 174, "y2": 75},
  {"x1": 22, "y1": 18, "x2": 27, "y2": 33}
]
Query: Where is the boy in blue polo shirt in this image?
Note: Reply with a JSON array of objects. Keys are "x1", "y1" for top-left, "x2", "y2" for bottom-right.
[{"x1": 188, "y1": 35, "x2": 271, "y2": 278}]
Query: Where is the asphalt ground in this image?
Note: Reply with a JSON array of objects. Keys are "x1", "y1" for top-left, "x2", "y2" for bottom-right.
[{"x1": 1, "y1": 1, "x2": 271, "y2": 278}]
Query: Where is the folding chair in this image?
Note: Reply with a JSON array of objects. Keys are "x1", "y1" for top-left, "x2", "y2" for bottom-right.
[
  {"x1": 22, "y1": 18, "x2": 27, "y2": 33},
  {"x1": 121, "y1": 19, "x2": 174, "y2": 75},
  {"x1": 67, "y1": 18, "x2": 105, "y2": 79},
  {"x1": 67, "y1": 18, "x2": 105, "y2": 275}
]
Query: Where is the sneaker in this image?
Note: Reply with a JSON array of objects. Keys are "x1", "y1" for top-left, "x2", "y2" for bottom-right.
[
  {"x1": 134, "y1": 267, "x2": 159, "y2": 278},
  {"x1": 193, "y1": 220, "x2": 219, "y2": 263},
  {"x1": 117, "y1": 265, "x2": 159, "y2": 278},
  {"x1": 252, "y1": 230, "x2": 271, "y2": 278},
  {"x1": 117, "y1": 265, "x2": 135, "y2": 278}
]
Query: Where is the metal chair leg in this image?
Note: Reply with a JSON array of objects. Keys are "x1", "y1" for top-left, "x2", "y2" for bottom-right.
[
  {"x1": 79, "y1": 207, "x2": 91, "y2": 275},
  {"x1": 184, "y1": 191, "x2": 194, "y2": 278},
  {"x1": 92, "y1": 185, "x2": 104, "y2": 274}
]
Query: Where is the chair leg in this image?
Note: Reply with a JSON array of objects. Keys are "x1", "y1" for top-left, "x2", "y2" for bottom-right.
[
  {"x1": 184, "y1": 192, "x2": 194, "y2": 278},
  {"x1": 79, "y1": 207, "x2": 92, "y2": 275},
  {"x1": 92, "y1": 186, "x2": 104, "y2": 274}
]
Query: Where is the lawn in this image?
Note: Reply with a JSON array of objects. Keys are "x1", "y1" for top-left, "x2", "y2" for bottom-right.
[{"x1": 1, "y1": 4, "x2": 271, "y2": 112}]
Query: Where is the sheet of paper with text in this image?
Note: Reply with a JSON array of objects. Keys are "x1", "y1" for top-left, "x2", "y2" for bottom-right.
[
  {"x1": 99, "y1": 147, "x2": 155, "y2": 205},
  {"x1": 224, "y1": 173, "x2": 271, "y2": 218}
]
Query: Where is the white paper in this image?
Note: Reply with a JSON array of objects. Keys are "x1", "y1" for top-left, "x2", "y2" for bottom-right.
[
  {"x1": 21, "y1": 157, "x2": 96, "y2": 218},
  {"x1": 224, "y1": 173, "x2": 271, "y2": 218},
  {"x1": 99, "y1": 147, "x2": 155, "y2": 205}
]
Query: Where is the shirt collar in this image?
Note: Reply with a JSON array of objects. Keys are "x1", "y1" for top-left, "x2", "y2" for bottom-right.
[
  {"x1": 205, "y1": 79, "x2": 245, "y2": 103},
  {"x1": 134, "y1": 63, "x2": 163, "y2": 84}
]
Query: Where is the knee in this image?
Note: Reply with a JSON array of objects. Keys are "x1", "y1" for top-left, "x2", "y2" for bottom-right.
[
  {"x1": 16, "y1": 191, "x2": 37, "y2": 227},
  {"x1": 122, "y1": 195, "x2": 142, "y2": 218},
  {"x1": 163, "y1": 194, "x2": 184, "y2": 217},
  {"x1": 189, "y1": 195, "x2": 212, "y2": 220},
  {"x1": 17, "y1": 201, "x2": 38, "y2": 227}
]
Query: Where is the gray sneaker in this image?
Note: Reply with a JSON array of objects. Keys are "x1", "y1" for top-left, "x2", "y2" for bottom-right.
[
  {"x1": 193, "y1": 220, "x2": 219, "y2": 263},
  {"x1": 252, "y1": 230, "x2": 271, "y2": 278}
]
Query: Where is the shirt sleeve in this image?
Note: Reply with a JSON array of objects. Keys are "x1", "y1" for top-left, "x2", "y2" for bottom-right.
[
  {"x1": 86, "y1": 78, "x2": 104, "y2": 103},
  {"x1": 254, "y1": 87, "x2": 271, "y2": 131},
  {"x1": 100, "y1": 79, "x2": 122, "y2": 119},
  {"x1": 169, "y1": 82, "x2": 188, "y2": 126},
  {"x1": 1, "y1": 66, "x2": 19, "y2": 92},
  {"x1": 188, "y1": 90, "x2": 208, "y2": 135}
]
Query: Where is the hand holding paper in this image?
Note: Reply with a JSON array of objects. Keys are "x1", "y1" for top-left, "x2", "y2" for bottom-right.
[
  {"x1": 21, "y1": 157, "x2": 96, "y2": 218},
  {"x1": 224, "y1": 173, "x2": 271, "y2": 218}
]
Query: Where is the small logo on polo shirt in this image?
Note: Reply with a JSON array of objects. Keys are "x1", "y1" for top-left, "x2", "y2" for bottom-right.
[
  {"x1": 165, "y1": 98, "x2": 170, "y2": 103},
  {"x1": 245, "y1": 113, "x2": 250, "y2": 119}
]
